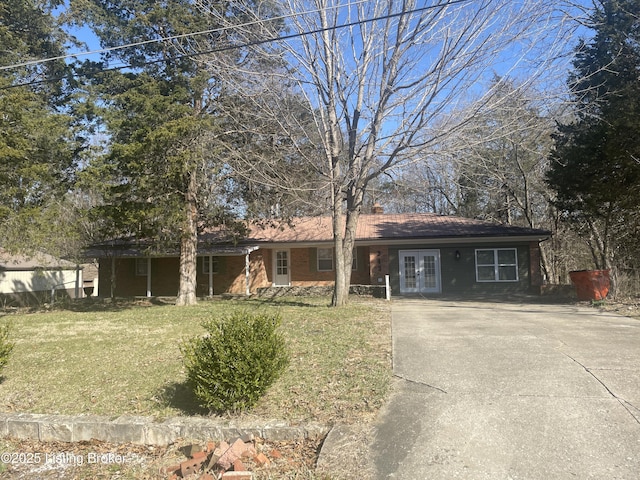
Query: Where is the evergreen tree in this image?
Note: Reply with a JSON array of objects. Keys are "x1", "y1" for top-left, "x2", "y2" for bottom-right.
[
  {"x1": 546, "y1": 0, "x2": 640, "y2": 279},
  {"x1": 72, "y1": 0, "x2": 284, "y2": 305},
  {"x1": 0, "y1": 0, "x2": 83, "y2": 254}
]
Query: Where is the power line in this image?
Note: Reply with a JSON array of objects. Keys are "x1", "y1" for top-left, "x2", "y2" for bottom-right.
[
  {"x1": 0, "y1": 0, "x2": 474, "y2": 91},
  {"x1": 0, "y1": 0, "x2": 369, "y2": 72}
]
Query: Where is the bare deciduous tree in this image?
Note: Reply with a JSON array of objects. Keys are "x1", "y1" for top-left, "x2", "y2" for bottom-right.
[{"x1": 274, "y1": 0, "x2": 576, "y2": 305}]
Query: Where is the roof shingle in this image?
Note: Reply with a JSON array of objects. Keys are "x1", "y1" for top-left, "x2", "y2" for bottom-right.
[{"x1": 243, "y1": 213, "x2": 550, "y2": 244}]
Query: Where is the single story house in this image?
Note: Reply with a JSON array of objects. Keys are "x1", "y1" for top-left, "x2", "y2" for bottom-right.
[
  {"x1": 89, "y1": 210, "x2": 550, "y2": 298},
  {"x1": 0, "y1": 249, "x2": 85, "y2": 305}
]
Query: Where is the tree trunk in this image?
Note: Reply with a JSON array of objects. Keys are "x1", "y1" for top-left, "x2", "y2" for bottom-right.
[
  {"x1": 176, "y1": 171, "x2": 199, "y2": 306},
  {"x1": 331, "y1": 193, "x2": 347, "y2": 307},
  {"x1": 333, "y1": 240, "x2": 356, "y2": 306},
  {"x1": 332, "y1": 245, "x2": 348, "y2": 306},
  {"x1": 334, "y1": 232, "x2": 358, "y2": 306},
  {"x1": 332, "y1": 189, "x2": 362, "y2": 307}
]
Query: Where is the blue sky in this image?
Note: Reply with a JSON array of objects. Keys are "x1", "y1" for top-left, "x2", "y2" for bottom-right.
[
  {"x1": 64, "y1": 24, "x2": 103, "y2": 63},
  {"x1": 61, "y1": 0, "x2": 594, "y2": 70}
]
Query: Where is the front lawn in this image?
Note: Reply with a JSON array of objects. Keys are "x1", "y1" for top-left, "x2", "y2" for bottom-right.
[{"x1": 0, "y1": 297, "x2": 392, "y2": 425}]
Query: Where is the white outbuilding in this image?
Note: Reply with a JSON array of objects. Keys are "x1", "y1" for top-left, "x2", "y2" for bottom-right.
[{"x1": 0, "y1": 249, "x2": 83, "y2": 305}]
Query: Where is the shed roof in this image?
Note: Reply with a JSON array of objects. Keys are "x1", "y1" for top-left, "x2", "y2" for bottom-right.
[{"x1": 0, "y1": 249, "x2": 78, "y2": 271}]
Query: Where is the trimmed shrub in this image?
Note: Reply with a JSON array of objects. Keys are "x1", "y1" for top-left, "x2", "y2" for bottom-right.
[
  {"x1": 180, "y1": 310, "x2": 289, "y2": 413},
  {"x1": 0, "y1": 322, "x2": 14, "y2": 373}
]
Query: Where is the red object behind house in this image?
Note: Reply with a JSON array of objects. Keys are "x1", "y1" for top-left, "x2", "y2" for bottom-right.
[{"x1": 569, "y1": 270, "x2": 610, "y2": 301}]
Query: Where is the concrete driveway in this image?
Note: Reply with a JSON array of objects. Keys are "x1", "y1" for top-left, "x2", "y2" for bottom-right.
[{"x1": 372, "y1": 298, "x2": 640, "y2": 479}]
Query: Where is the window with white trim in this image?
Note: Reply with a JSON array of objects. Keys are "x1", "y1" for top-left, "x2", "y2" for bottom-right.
[
  {"x1": 475, "y1": 248, "x2": 518, "y2": 282},
  {"x1": 317, "y1": 247, "x2": 334, "y2": 271},
  {"x1": 135, "y1": 258, "x2": 149, "y2": 276},
  {"x1": 202, "y1": 256, "x2": 219, "y2": 274}
]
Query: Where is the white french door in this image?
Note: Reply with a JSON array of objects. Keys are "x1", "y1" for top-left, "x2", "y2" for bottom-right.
[
  {"x1": 399, "y1": 250, "x2": 441, "y2": 294},
  {"x1": 273, "y1": 250, "x2": 290, "y2": 286}
]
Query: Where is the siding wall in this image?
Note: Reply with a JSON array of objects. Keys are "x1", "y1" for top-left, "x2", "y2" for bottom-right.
[
  {"x1": 0, "y1": 269, "x2": 80, "y2": 296},
  {"x1": 389, "y1": 243, "x2": 534, "y2": 295}
]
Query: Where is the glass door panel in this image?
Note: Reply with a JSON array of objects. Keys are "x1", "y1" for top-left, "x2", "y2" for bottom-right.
[{"x1": 274, "y1": 250, "x2": 290, "y2": 286}]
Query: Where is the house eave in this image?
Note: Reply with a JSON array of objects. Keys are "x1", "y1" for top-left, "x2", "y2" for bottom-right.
[
  {"x1": 85, "y1": 245, "x2": 260, "y2": 258},
  {"x1": 255, "y1": 234, "x2": 550, "y2": 249},
  {"x1": 0, "y1": 266, "x2": 81, "y2": 272},
  {"x1": 356, "y1": 235, "x2": 551, "y2": 246}
]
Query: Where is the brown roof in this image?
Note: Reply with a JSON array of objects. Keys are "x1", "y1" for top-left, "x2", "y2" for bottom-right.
[
  {"x1": 89, "y1": 213, "x2": 550, "y2": 258},
  {"x1": 242, "y1": 213, "x2": 550, "y2": 244}
]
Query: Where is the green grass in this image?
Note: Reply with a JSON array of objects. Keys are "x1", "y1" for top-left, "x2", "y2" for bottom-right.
[{"x1": 0, "y1": 297, "x2": 392, "y2": 424}]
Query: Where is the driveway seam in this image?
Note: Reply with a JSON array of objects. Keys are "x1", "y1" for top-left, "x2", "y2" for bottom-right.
[
  {"x1": 562, "y1": 353, "x2": 640, "y2": 426},
  {"x1": 393, "y1": 374, "x2": 447, "y2": 394}
]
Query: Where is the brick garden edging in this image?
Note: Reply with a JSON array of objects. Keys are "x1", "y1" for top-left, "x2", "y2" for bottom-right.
[{"x1": 0, "y1": 413, "x2": 329, "y2": 446}]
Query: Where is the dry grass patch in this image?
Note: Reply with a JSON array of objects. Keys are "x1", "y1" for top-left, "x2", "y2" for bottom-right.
[
  {"x1": 0, "y1": 297, "x2": 392, "y2": 425},
  {"x1": 0, "y1": 436, "x2": 326, "y2": 480},
  {"x1": 596, "y1": 297, "x2": 640, "y2": 320}
]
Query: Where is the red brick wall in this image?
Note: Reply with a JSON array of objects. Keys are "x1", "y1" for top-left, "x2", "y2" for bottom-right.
[
  {"x1": 263, "y1": 249, "x2": 273, "y2": 284},
  {"x1": 196, "y1": 251, "x2": 270, "y2": 295},
  {"x1": 99, "y1": 257, "x2": 181, "y2": 297},
  {"x1": 99, "y1": 246, "x2": 376, "y2": 297},
  {"x1": 368, "y1": 246, "x2": 389, "y2": 286},
  {"x1": 227, "y1": 251, "x2": 271, "y2": 294},
  {"x1": 152, "y1": 258, "x2": 180, "y2": 295},
  {"x1": 262, "y1": 246, "x2": 373, "y2": 287},
  {"x1": 98, "y1": 258, "x2": 140, "y2": 297},
  {"x1": 291, "y1": 248, "x2": 334, "y2": 285},
  {"x1": 352, "y1": 246, "x2": 373, "y2": 284}
]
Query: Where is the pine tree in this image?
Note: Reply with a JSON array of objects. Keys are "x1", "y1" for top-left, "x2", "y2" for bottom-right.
[
  {"x1": 0, "y1": 0, "x2": 82, "y2": 253},
  {"x1": 73, "y1": 0, "x2": 284, "y2": 305},
  {"x1": 546, "y1": 0, "x2": 640, "y2": 278}
]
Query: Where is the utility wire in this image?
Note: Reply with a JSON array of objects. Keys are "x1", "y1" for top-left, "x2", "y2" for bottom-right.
[
  {"x1": 0, "y1": 0, "x2": 370, "y2": 72},
  {"x1": 0, "y1": 0, "x2": 474, "y2": 91}
]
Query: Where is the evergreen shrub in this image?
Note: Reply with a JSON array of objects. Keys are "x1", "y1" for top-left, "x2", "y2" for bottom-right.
[{"x1": 181, "y1": 310, "x2": 289, "y2": 413}]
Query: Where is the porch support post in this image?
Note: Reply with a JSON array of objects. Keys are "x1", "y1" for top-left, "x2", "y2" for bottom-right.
[
  {"x1": 146, "y1": 258, "x2": 152, "y2": 297},
  {"x1": 111, "y1": 256, "x2": 116, "y2": 298},
  {"x1": 385, "y1": 274, "x2": 391, "y2": 301},
  {"x1": 245, "y1": 252, "x2": 251, "y2": 296},
  {"x1": 208, "y1": 255, "x2": 214, "y2": 297},
  {"x1": 75, "y1": 265, "x2": 81, "y2": 299}
]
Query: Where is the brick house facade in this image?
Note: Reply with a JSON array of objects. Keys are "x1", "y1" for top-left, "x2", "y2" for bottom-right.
[{"x1": 92, "y1": 213, "x2": 550, "y2": 298}]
